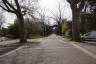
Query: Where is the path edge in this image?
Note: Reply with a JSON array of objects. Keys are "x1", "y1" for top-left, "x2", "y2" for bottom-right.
[
  {"x1": 71, "y1": 43, "x2": 96, "y2": 60},
  {"x1": 0, "y1": 45, "x2": 24, "y2": 58}
]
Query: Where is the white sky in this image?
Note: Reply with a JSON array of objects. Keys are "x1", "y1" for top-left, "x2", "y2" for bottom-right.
[
  {"x1": 3, "y1": 0, "x2": 72, "y2": 27},
  {"x1": 39, "y1": 0, "x2": 72, "y2": 25},
  {"x1": 3, "y1": 12, "x2": 16, "y2": 27}
]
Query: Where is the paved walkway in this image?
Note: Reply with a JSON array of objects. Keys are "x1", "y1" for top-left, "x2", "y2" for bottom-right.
[
  {"x1": 77, "y1": 41, "x2": 96, "y2": 55},
  {"x1": 0, "y1": 34, "x2": 96, "y2": 64},
  {"x1": 0, "y1": 39, "x2": 41, "y2": 55}
]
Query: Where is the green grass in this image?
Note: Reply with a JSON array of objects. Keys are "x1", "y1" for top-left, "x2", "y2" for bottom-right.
[
  {"x1": 62, "y1": 36, "x2": 72, "y2": 40},
  {"x1": 61, "y1": 36, "x2": 80, "y2": 44},
  {"x1": 28, "y1": 35, "x2": 45, "y2": 39}
]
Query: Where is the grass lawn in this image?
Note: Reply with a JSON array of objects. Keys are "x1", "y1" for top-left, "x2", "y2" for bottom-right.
[
  {"x1": 29, "y1": 35, "x2": 45, "y2": 39},
  {"x1": 61, "y1": 36, "x2": 80, "y2": 44},
  {"x1": 61, "y1": 36, "x2": 72, "y2": 40}
]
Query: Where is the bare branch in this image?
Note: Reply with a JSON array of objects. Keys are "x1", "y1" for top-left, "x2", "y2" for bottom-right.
[
  {"x1": 67, "y1": 0, "x2": 71, "y2": 4},
  {"x1": 3, "y1": 0, "x2": 17, "y2": 11},
  {"x1": 0, "y1": 5, "x2": 7, "y2": 11},
  {"x1": 0, "y1": 5, "x2": 15, "y2": 13},
  {"x1": 14, "y1": 0, "x2": 20, "y2": 11},
  {"x1": 79, "y1": 0, "x2": 86, "y2": 12}
]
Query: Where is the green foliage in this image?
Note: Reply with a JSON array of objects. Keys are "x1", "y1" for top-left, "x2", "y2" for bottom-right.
[
  {"x1": 80, "y1": 12, "x2": 96, "y2": 34},
  {"x1": 28, "y1": 34, "x2": 44, "y2": 39},
  {"x1": 62, "y1": 22, "x2": 69, "y2": 33},
  {"x1": 62, "y1": 35, "x2": 71, "y2": 40},
  {"x1": 0, "y1": 28, "x2": 8, "y2": 36},
  {"x1": 7, "y1": 21, "x2": 19, "y2": 38},
  {"x1": 80, "y1": 0, "x2": 96, "y2": 34},
  {"x1": 62, "y1": 21, "x2": 72, "y2": 34},
  {"x1": 1, "y1": 18, "x2": 51, "y2": 39},
  {"x1": 0, "y1": 19, "x2": 20, "y2": 38},
  {"x1": 5, "y1": 34, "x2": 13, "y2": 38},
  {"x1": 0, "y1": 30, "x2": 3, "y2": 35}
]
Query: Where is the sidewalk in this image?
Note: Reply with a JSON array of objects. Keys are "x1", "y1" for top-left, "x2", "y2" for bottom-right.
[
  {"x1": 76, "y1": 41, "x2": 96, "y2": 55},
  {"x1": 0, "y1": 34, "x2": 96, "y2": 64},
  {"x1": 0, "y1": 39, "x2": 42, "y2": 55},
  {"x1": 58, "y1": 36, "x2": 96, "y2": 56},
  {"x1": 0, "y1": 38, "x2": 42, "y2": 46}
]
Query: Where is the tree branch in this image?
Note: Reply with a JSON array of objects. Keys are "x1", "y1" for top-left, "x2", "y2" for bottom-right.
[
  {"x1": 0, "y1": 5, "x2": 15, "y2": 13},
  {"x1": 79, "y1": 0, "x2": 86, "y2": 12},
  {"x1": 67, "y1": 0, "x2": 71, "y2": 4},
  {"x1": 14, "y1": 0, "x2": 21, "y2": 11},
  {"x1": 3, "y1": 0, "x2": 17, "y2": 11},
  {"x1": 0, "y1": 5, "x2": 7, "y2": 11},
  {"x1": 2, "y1": 0, "x2": 10, "y2": 10}
]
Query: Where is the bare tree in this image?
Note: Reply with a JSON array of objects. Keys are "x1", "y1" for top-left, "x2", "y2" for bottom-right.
[
  {"x1": 0, "y1": 0, "x2": 38, "y2": 43},
  {"x1": 67, "y1": 0, "x2": 86, "y2": 42},
  {"x1": 0, "y1": 13, "x2": 5, "y2": 29},
  {"x1": 37, "y1": 9, "x2": 47, "y2": 36},
  {"x1": 49, "y1": 2, "x2": 65, "y2": 35}
]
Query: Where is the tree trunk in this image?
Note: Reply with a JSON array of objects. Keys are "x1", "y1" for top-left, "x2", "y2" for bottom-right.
[
  {"x1": 16, "y1": 13, "x2": 27, "y2": 43},
  {"x1": 72, "y1": 9, "x2": 81, "y2": 42},
  {"x1": 59, "y1": 25, "x2": 62, "y2": 35},
  {"x1": 57, "y1": 24, "x2": 62, "y2": 35}
]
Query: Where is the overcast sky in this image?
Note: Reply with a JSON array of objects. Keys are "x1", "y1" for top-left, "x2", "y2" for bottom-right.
[
  {"x1": 39, "y1": 0, "x2": 72, "y2": 24},
  {"x1": 2, "y1": 0, "x2": 72, "y2": 27}
]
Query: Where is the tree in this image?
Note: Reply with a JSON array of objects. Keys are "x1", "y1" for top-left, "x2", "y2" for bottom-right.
[
  {"x1": 7, "y1": 20, "x2": 19, "y2": 38},
  {"x1": 0, "y1": 0, "x2": 38, "y2": 43},
  {"x1": 50, "y1": 2, "x2": 65, "y2": 35},
  {"x1": 67, "y1": 0, "x2": 86, "y2": 42},
  {"x1": 62, "y1": 21, "x2": 72, "y2": 36},
  {"x1": 37, "y1": 9, "x2": 47, "y2": 36},
  {"x1": 0, "y1": 13, "x2": 5, "y2": 29},
  {"x1": 80, "y1": 0, "x2": 96, "y2": 34}
]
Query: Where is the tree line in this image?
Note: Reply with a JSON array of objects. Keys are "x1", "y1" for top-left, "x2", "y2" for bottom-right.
[
  {"x1": 52, "y1": 0, "x2": 96, "y2": 42},
  {"x1": 0, "y1": 0, "x2": 96, "y2": 43}
]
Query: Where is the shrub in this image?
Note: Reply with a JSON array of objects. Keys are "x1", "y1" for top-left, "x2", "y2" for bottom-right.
[{"x1": 5, "y1": 34, "x2": 13, "y2": 38}]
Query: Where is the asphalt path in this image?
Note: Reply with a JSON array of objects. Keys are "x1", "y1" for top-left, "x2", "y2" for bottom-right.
[{"x1": 0, "y1": 34, "x2": 96, "y2": 64}]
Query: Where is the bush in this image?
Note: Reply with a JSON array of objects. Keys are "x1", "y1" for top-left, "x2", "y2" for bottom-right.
[
  {"x1": 62, "y1": 21, "x2": 72, "y2": 35},
  {"x1": 5, "y1": 34, "x2": 13, "y2": 38}
]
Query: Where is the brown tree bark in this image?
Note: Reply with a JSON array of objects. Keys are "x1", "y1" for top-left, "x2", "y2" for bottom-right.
[
  {"x1": 71, "y1": 8, "x2": 81, "y2": 42},
  {"x1": 57, "y1": 24, "x2": 62, "y2": 35},
  {"x1": 0, "y1": 0, "x2": 27, "y2": 43},
  {"x1": 67, "y1": 0, "x2": 86, "y2": 42},
  {"x1": 16, "y1": 13, "x2": 27, "y2": 43}
]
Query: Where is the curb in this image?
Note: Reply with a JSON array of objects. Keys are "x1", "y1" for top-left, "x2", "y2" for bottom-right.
[
  {"x1": 71, "y1": 43, "x2": 96, "y2": 59},
  {"x1": 0, "y1": 45, "x2": 24, "y2": 58}
]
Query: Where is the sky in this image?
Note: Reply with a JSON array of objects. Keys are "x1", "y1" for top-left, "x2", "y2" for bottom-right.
[
  {"x1": 3, "y1": 12, "x2": 16, "y2": 27},
  {"x1": 39, "y1": 0, "x2": 72, "y2": 25},
  {"x1": 2, "y1": 0, "x2": 72, "y2": 27}
]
